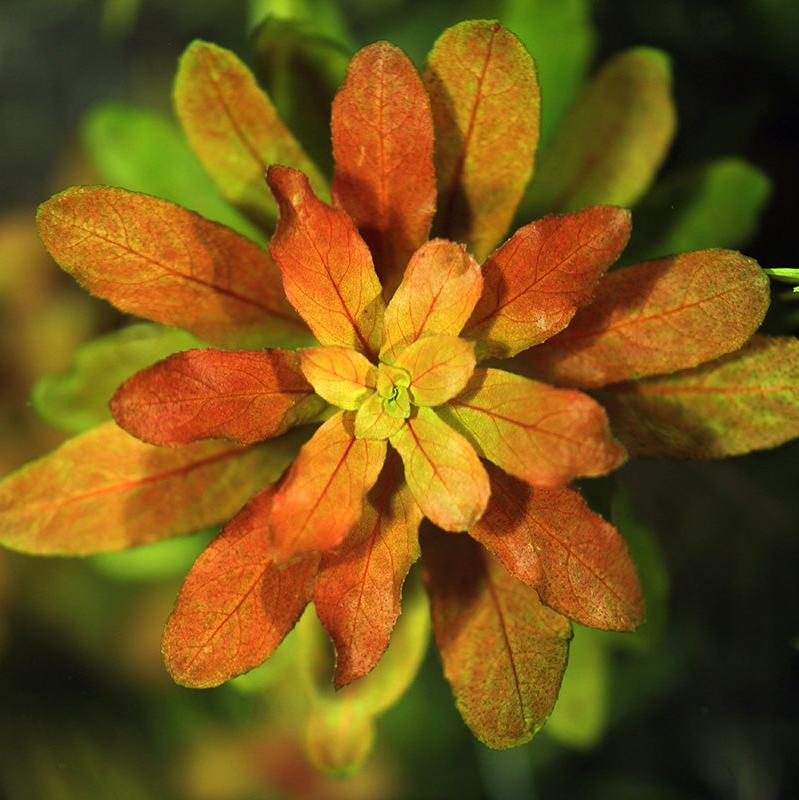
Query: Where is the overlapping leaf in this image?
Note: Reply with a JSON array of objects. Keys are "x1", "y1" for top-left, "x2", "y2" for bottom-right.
[
  {"x1": 111, "y1": 348, "x2": 325, "y2": 446},
  {"x1": 269, "y1": 412, "x2": 386, "y2": 562},
  {"x1": 332, "y1": 41, "x2": 436, "y2": 297},
  {"x1": 522, "y1": 249, "x2": 770, "y2": 388},
  {"x1": 441, "y1": 369, "x2": 626, "y2": 487},
  {"x1": 525, "y1": 47, "x2": 675, "y2": 215},
  {"x1": 37, "y1": 187, "x2": 311, "y2": 349},
  {"x1": 299, "y1": 346, "x2": 376, "y2": 410},
  {"x1": 601, "y1": 335, "x2": 799, "y2": 458},
  {"x1": 380, "y1": 239, "x2": 482, "y2": 363},
  {"x1": 0, "y1": 421, "x2": 303, "y2": 555},
  {"x1": 425, "y1": 20, "x2": 540, "y2": 261},
  {"x1": 174, "y1": 40, "x2": 326, "y2": 228},
  {"x1": 390, "y1": 407, "x2": 489, "y2": 531},
  {"x1": 423, "y1": 531, "x2": 571, "y2": 748},
  {"x1": 163, "y1": 485, "x2": 318, "y2": 688},
  {"x1": 395, "y1": 335, "x2": 476, "y2": 407},
  {"x1": 354, "y1": 393, "x2": 405, "y2": 441},
  {"x1": 464, "y1": 206, "x2": 632, "y2": 358},
  {"x1": 268, "y1": 166, "x2": 385, "y2": 358},
  {"x1": 471, "y1": 465, "x2": 644, "y2": 630},
  {"x1": 314, "y1": 452, "x2": 422, "y2": 687}
]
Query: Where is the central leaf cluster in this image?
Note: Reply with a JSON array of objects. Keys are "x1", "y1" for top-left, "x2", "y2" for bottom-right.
[{"x1": 375, "y1": 363, "x2": 412, "y2": 419}]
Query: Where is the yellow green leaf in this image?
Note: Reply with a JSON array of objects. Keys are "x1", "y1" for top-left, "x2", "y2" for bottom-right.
[
  {"x1": 299, "y1": 346, "x2": 376, "y2": 410},
  {"x1": 396, "y1": 334, "x2": 476, "y2": 407}
]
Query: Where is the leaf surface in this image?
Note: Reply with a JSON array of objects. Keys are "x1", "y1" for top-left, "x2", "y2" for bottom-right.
[
  {"x1": 601, "y1": 335, "x2": 799, "y2": 458},
  {"x1": 521, "y1": 249, "x2": 770, "y2": 388},
  {"x1": 423, "y1": 531, "x2": 571, "y2": 748},
  {"x1": 396, "y1": 335, "x2": 476, "y2": 407},
  {"x1": 32, "y1": 324, "x2": 200, "y2": 434},
  {"x1": 269, "y1": 412, "x2": 386, "y2": 562},
  {"x1": 441, "y1": 369, "x2": 625, "y2": 487},
  {"x1": 37, "y1": 186, "x2": 311, "y2": 349},
  {"x1": 425, "y1": 20, "x2": 540, "y2": 261},
  {"x1": 163, "y1": 485, "x2": 318, "y2": 688},
  {"x1": 111, "y1": 348, "x2": 325, "y2": 446},
  {"x1": 174, "y1": 40, "x2": 326, "y2": 228},
  {"x1": 267, "y1": 166, "x2": 385, "y2": 358},
  {"x1": 464, "y1": 206, "x2": 631, "y2": 358},
  {"x1": 0, "y1": 421, "x2": 303, "y2": 555},
  {"x1": 470, "y1": 465, "x2": 643, "y2": 630},
  {"x1": 380, "y1": 239, "x2": 482, "y2": 363},
  {"x1": 390, "y1": 407, "x2": 489, "y2": 531},
  {"x1": 525, "y1": 47, "x2": 675, "y2": 215},
  {"x1": 354, "y1": 393, "x2": 405, "y2": 440},
  {"x1": 332, "y1": 42, "x2": 436, "y2": 297},
  {"x1": 299, "y1": 346, "x2": 376, "y2": 410},
  {"x1": 314, "y1": 452, "x2": 422, "y2": 687}
]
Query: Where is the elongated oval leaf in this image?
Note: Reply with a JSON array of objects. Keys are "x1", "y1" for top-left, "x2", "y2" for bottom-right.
[
  {"x1": 32, "y1": 323, "x2": 201, "y2": 434},
  {"x1": 390, "y1": 407, "x2": 489, "y2": 532},
  {"x1": 37, "y1": 186, "x2": 312, "y2": 349},
  {"x1": 354, "y1": 392, "x2": 405, "y2": 441},
  {"x1": 441, "y1": 368, "x2": 626, "y2": 487},
  {"x1": 267, "y1": 166, "x2": 385, "y2": 358},
  {"x1": 601, "y1": 335, "x2": 799, "y2": 458},
  {"x1": 174, "y1": 40, "x2": 326, "y2": 228},
  {"x1": 299, "y1": 346, "x2": 376, "y2": 410},
  {"x1": 524, "y1": 47, "x2": 675, "y2": 215},
  {"x1": 521, "y1": 249, "x2": 770, "y2": 388},
  {"x1": 332, "y1": 42, "x2": 436, "y2": 297},
  {"x1": 471, "y1": 465, "x2": 644, "y2": 631},
  {"x1": 0, "y1": 421, "x2": 303, "y2": 555},
  {"x1": 465, "y1": 206, "x2": 631, "y2": 358},
  {"x1": 269, "y1": 412, "x2": 386, "y2": 562},
  {"x1": 163, "y1": 485, "x2": 318, "y2": 688},
  {"x1": 425, "y1": 20, "x2": 540, "y2": 261},
  {"x1": 423, "y1": 530, "x2": 571, "y2": 748},
  {"x1": 396, "y1": 334, "x2": 476, "y2": 407},
  {"x1": 314, "y1": 451, "x2": 422, "y2": 687},
  {"x1": 380, "y1": 239, "x2": 482, "y2": 363},
  {"x1": 111, "y1": 348, "x2": 325, "y2": 446}
]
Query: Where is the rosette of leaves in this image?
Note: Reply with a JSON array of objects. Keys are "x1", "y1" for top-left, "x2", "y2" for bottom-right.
[{"x1": 2, "y1": 20, "x2": 799, "y2": 754}]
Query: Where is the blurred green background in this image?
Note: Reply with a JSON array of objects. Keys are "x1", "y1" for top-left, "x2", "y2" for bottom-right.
[{"x1": 1, "y1": 1, "x2": 798, "y2": 798}]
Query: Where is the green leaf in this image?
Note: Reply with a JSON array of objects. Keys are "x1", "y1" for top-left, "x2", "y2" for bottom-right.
[
  {"x1": 765, "y1": 267, "x2": 799, "y2": 286},
  {"x1": 82, "y1": 103, "x2": 263, "y2": 242},
  {"x1": 501, "y1": 0, "x2": 596, "y2": 146},
  {"x1": 250, "y1": 16, "x2": 352, "y2": 174},
  {"x1": 31, "y1": 323, "x2": 201, "y2": 434},
  {"x1": 626, "y1": 158, "x2": 772, "y2": 262}
]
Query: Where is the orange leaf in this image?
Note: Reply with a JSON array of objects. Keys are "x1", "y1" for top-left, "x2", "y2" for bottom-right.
[
  {"x1": 111, "y1": 348, "x2": 325, "y2": 446},
  {"x1": 267, "y1": 166, "x2": 385, "y2": 359},
  {"x1": 0, "y1": 421, "x2": 300, "y2": 555},
  {"x1": 380, "y1": 239, "x2": 482, "y2": 363},
  {"x1": 332, "y1": 42, "x2": 436, "y2": 298},
  {"x1": 314, "y1": 452, "x2": 422, "y2": 687},
  {"x1": 37, "y1": 187, "x2": 310, "y2": 349},
  {"x1": 163, "y1": 485, "x2": 318, "y2": 687},
  {"x1": 520, "y1": 249, "x2": 770, "y2": 388},
  {"x1": 601, "y1": 335, "x2": 799, "y2": 458},
  {"x1": 269, "y1": 412, "x2": 386, "y2": 562},
  {"x1": 299, "y1": 346, "x2": 376, "y2": 410},
  {"x1": 424, "y1": 20, "x2": 540, "y2": 261},
  {"x1": 464, "y1": 207, "x2": 632, "y2": 359},
  {"x1": 354, "y1": 392, "x2": 405, "y2": 441},
  {"x1": 471, "y1": 465, "x2": 644, "y2": 631},
  {"x1": 174, "y1": 40, "x2": 326, "y2": 228},
  {"x1": 395, "y1": 334, "x2": 476, "y2": 407},
  {"x1": 423, "y1": 530, "x2": 571, "y2": 748},
  {"x1": 390, "y1": 407, "x2": 489, "y2": 531},
  {"x1": 441, "y1": 368, "x2": 626, "y2": 487}
]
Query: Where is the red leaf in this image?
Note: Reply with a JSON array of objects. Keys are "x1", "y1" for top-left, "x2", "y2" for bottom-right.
[
  {"x1": 464, "y1": 207, "x2": 631, "y2": 358},
  {"x1": 111, "y1": 348, "x2": 325, "y2": 446},
  {"x1": 520, "y1": 249, "x2": 770, "y2": 388},
  {"x1": 470, "y1": 465, "x2": 644, "y2": 631},
  {"x1": 269, "y1": 412, "x2": 387, "y2": 562},
  {"x1": 332, "y1": 42, "x2": 436, "y2": 297},
  {"x1": 36, "y1": 187, "x2": 309, "y2": 349},
  {"x1": 163, "y1": 485, "x2": 318, "y2": 687},
  {"x1": 267, "y1": 166, "x2": 385, "y2": 358},
  {"x1": 423, "y1": 530, "x2": 571, "y2": 748},
  {"x1": 314, "y1": 452, "x2": 422, "y2": 687}
]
